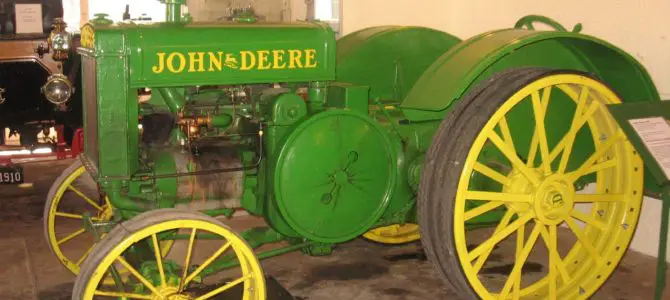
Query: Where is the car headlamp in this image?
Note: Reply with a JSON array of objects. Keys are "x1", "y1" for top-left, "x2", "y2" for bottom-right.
[
  {"x1": 42, "y1": 74, "x2": 73, "y2": 105},
  {"x1": 48, "y1": 18, "x2": 72, "y2": 61}
]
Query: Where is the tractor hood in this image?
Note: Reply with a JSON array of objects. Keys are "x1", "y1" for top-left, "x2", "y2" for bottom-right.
[{"x1": 79, "y1": 20, "x2": 337, "y2": 88}]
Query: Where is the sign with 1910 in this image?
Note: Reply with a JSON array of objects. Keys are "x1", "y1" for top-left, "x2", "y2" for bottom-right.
[{"x1": 0, "y1": 166, "x2": 24, "y2": 184}]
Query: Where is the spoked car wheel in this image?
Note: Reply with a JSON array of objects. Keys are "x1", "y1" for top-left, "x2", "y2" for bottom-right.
[
  {"x1": 419, "y1": 68, "x2": 643, "y2": 300},
  {"x1": 72, "y1": 209, "x2": 266, "y2": 300}
]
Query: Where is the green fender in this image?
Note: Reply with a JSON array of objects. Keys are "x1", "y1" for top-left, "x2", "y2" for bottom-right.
[
  {"x1": 336, "y1": 26, "x2": 462, "y2": 103},
  {"x1": 401, "y1": 28, "x2": 660, "y2": 121}
]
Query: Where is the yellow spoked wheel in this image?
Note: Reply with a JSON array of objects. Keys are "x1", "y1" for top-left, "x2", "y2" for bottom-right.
[
  {"x1": 363, "y1": 224, "x2": 421, "y2": 244},
  {"x1": 43, "y1": 159, "x2": 113, "y2": 274},
  {"x1": 72, "y1": 209, "x2": 266, "y2": 300},
  {"x1": 418, "y1": 69, "x2": 643, "y2": 300}
]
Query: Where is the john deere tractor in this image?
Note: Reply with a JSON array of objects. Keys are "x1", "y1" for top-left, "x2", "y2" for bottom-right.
[{"x1": 43, "y1": 2, "x2": 658, "y2": 299}]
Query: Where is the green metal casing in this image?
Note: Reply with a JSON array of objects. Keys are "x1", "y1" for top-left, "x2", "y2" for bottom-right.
[
  {"x1": 79, "y1": 21, "x2": 336, "y2": 179},
  {"x1": 401, "y1": 29, "x2": 659, "y2": 121}
]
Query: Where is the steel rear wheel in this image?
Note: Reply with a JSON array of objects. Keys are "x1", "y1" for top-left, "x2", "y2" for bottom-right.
[
  {"x1": 44, "y1": 159, "x2": 113, "y2": 274},
  {"x1": 72, "y1": 209, "x2": 266, "y2": 300},
  {"x1": 419, "y1": 69, "x2": 643, "y2": 300}
]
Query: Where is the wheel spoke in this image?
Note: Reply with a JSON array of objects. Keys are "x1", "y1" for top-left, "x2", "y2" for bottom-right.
[
  {"x1": 194, "y1": 273, "x2": 252, "y2": 300},
  {"x1": 526, "y1": 87, "x2": 552, "y2": 168},
  {"x1": 572, "y1": 210, "x2": 607, "y2": 230},
  {"x1": 539, "y1": 226, "x2": 571, "y2": 283},
  {"x1": 55, "y1": 211, "x2": 84, "y2": 219},
  {"x1": 76, "y1": 245, "x2": 95, "y2": 266},
  {"x1": 531, "y1": 90, "x2": 551, "y2": 174},
  {"x1": 117, "y1": 257, "x2": 161, "y2": 295},
  {"x1": 557, "y1": 84, "x2": 579, "y2": 101},
  {"x1": 569, "y1": 159, "x2": 617, "y2": 181},
  {"x1": 468, "y1": 212, "x2": 534, "y2": 261},
  {"x1": 151, "y1": 234, "x2": 166, "y2": 287},
  {"x1": 67, "y1": 185, "x2": 103, "y2": 211},
  {"x1": 464, "y1": 191, "x2": 532, "y2": 203},
  {"x1": 566, "y1": 219, "x2": 603, "y2": 267},
  {"x1": 574, "y1": 194, "x2": 625, "y2": 203},
  {"x1": 488, "y1": 132, "x2": 541, "y2": 186},
  {"x1": 464, "y1": 201, "x2": 504, "y2": 222},
  {"x1": 513, "y1": 222, "x2": 525, "y2": 299},
  {"x1": 473, "y1": 162, "x2": 511, "y2": 186},
  {"x1": 557, "y1": 86, "x2": 590, "y2": 174},
  {"x1": 179, "y1": 228, "x2": 198, "y2": 292},
  {"x1": 184, "y1": 241, "x2": 232, "y2": 287},
  {"x1": 548, "y1": 224, "x2": 557, "y2": 299},
  {"x1": 527, "y1": 132, "x2": 539, "y2": 168},
  {"x1": 548, "y1": 102, "x2": 599, "y2": 166},
  {"x1": 567, "y1": 132, "x2": 622, "y2": 181},
  {"x1": 57, "y1": 228, "x2": 86, "y2": 245},
  {"x1": 472, "y1": 210, "x2": 515, "y2": 273},
  {"x1": 499, "y1": 223, "x2": 542, "y2": 299},
  {"x1": 93, "y1": 290, "x2": 152, "y2": 299},
  {"x1": 55, "y1": 211, "x2": 101, "y2": 221},
  {"x1": 499, "y1": 116, "x2": 516, "y2": 155}
]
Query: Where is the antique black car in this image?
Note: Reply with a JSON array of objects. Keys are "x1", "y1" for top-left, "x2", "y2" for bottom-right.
[{"x1": 0, "y1": 0, "x2": 82, "y2": 147}]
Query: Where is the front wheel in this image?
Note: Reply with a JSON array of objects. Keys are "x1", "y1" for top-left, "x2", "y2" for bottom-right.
[
  {"x1": 43, "y1": 159, "x2": 112, "y2": 274},
  {"x1": 419, "y1": 68, "x2": 643, "y2": 300},
  {"x1": 72, "y1": 209, "x2": 266, "y2": 300}
]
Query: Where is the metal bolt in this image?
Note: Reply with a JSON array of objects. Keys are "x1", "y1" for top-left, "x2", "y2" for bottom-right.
[{"x1": 321, "y1": 193, "x2": 332, "y2": 204}]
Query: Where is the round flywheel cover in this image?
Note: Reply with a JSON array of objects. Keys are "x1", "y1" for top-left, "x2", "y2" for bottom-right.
[{"x1": 274, "y1": 110, "x2": 397, "y2": 243}]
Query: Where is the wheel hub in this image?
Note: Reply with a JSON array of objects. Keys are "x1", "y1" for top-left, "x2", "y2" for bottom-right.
[
  {"x1": 533, "y1": 176, "x2": 575, "y2": 225},
  {"x1": 332, "y1": 170, "x2": 350, "y2": 185},
  {"x1": 506, "y1": 170, "x2": 575, "y2": 225},
  {"x1": 97, "y1": 204, "x2": 113, "y2": 220},
  {"x1": 503, "y1": 169, "x2": 540, "y2": 213},
  {"x1": 153, "y1": 286, "x2": 192, "y2": 300}
]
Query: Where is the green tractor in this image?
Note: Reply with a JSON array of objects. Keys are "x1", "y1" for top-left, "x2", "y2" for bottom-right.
[{"x1": 43, "y1": 2, "x2": 659, "y2": 299}]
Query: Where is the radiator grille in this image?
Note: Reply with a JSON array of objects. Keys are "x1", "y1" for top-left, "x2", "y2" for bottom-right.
[{"x1": 82, "y1": 57, "x2": 99, "y2": 168}]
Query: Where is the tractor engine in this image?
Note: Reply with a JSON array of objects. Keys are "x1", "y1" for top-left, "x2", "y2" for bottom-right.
[{"x1": 139, "y1": 84, "x2": 302, "y2": 213}]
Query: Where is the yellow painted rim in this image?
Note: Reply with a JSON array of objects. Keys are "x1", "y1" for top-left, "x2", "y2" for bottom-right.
[
  {"x1": 46, "y1": 165, "x2": 113, "y2": 274},
  {"x1": 46, "y1": 166, "x2": 173, "y2": 276},
  {"x1": 453, "y1": 74, "x2": 642, "y2": 299},
  {"x1": 363, "y1": 224, "x2": 421, "y2": 244},
  {"x1": 81, "y1": 218, "x2": 266, "y2": 300}
]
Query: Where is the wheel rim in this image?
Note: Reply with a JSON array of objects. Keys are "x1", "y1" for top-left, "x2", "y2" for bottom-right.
[
  {"x1": 81, "y1": 219, "x2": 265, "y2": 300},
  {"x1": 363, "y1": 224, "x2": 421, "y2": 244},
  {"x1": 46, "y1": 165, "x2": 113, "y2": 274},
  {"x1": 453, "y1": 74, "x2": 642, "y2": 299}
]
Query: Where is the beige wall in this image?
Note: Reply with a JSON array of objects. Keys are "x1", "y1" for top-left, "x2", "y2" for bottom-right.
[
  {"x1": 342, "y1": 0, "x2": 670, "y2": 260},
  {"x1": 341, "y1": 0, "x2": 450, "y2": 34}
]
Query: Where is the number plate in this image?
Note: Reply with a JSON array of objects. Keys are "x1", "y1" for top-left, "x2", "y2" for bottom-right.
[{"x1": 0, "y1": 166, "x2": 24, "y2": 185}]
